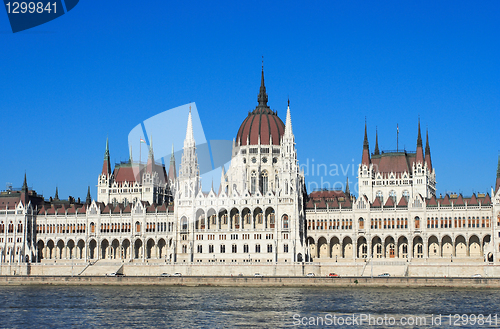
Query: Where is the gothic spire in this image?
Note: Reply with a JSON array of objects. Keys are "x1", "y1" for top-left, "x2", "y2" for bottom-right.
[
  {"x1": 417, "y1": 118, "x2": 423, "y2": 148},
  {"x1": 86, "y1": 186, "x2": 92, "y2": 205},
  {"x1": 148, "y1": 135, "x2": 154, "y2": 158},
  {"x1": 22, "y1": 172, "x2": 27, "y2": 191},
  {"x1": 425, "y1": 128, "x2": 432, "y2": 171},
  {"x1": 284, "y1": 99, "x2": 293, "y2": 137},
  {"x1": 345, "y1": 176, "x2": 350, "y2": 196},
  {"x1": 102, "y1": 137, "x2": 111, "y2": 177},
  {"x1": 363, "y1": 120, "x2": 369, "y2": 150},
  {"x1": 256, "y1": 58, "x2": 269, "y2": 111},
  {"x1": 54, "y1": 186, "x2": 59, "y2": 200},
  {"x1": 184, "y1": 106, "x2": 195, "y2": 148},
  {"x1": 361, "y1": 120, "x2": 371, "y2": 166},
  {"x1": 416, "y1": 118, "x2": 424, "y2": 164},
  {"x1": 168, "y1": 143, "x2": 177, "y2": 183},
  {"x1": 497, "y1": 153, "x2": 500, "y2": 178},
  {"x1": 374, "y1": 127, "x2": 380, "y2": 155}
]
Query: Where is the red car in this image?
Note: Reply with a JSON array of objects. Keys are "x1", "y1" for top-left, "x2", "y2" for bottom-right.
[{"x1": 328, "y1": 273, "x2": 339, "y2": 277}]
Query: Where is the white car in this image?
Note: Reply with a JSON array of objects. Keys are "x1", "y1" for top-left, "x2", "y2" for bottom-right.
[
  {"x1": 254, "y1": 273, "x2": 263, "y2": 277},
  {"x1": 472, "y1": 274, "x2": 482, "y2": 278},
  {"x1": 173, "y1": 273, "x2": 182, "y2": 277},
  {"x1": 306, "y1": 273, "x2": 315, "y2": 277}
]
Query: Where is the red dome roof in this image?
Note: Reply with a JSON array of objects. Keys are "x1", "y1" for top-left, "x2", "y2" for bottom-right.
[
  {"x1": 236, "y1": 109, "x2": 284, "y2": 146},
  {"x1": 236, "y1": 68, "x2": 285, "y2": 146}
]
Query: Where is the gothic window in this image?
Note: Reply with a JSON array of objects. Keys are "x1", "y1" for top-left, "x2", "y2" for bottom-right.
[
  {"x1": 209, "y1": 245, "x2": 214, "y2": 253},
  {"x1": 123, "y1": 197, "x2": 129, "y2": 207},
  {"x1": 250, "y1": 171, "x2": 257, "y2": 194},
  {"x1": 255, "y1": 244, "x2": 261, "y2": 253},
  {"x1": 359, "y1": 217, "x2": 364, "y2": 229},
  {"x1": 261, "y1": 170, "x2": 269, "y2": 194},
  {"x1": 257, "y1": 213, "x2": 263, "y2": 224},
  {"x1": 282, "y1": 215, "x2": 289, "y2": 229},
  {"x1": 112, "y1": 198, "x2": 118, "y2": 207},
  {"x1": 403, "y1": 190, "x2": 410, "y2": 202},
  {"x1": 197, "y1": 245, "x2": 202, "y2": 253},
  {"x1": 267, "y1": 244, "x2": 273, "y2": 253},
  {"x1": 220, "y1": 245, "x2": 225, "y2": 253},
  {"x1": 243, "y1": 244, "x2": 249, "y2": 253},
  {"x1": 389, "y1": 190, "x2": 396, "y2": 202},
  {"x1": 284, "y1": 244, "x2": 288, "y2": 253},
  {"x1": 232, "y1": 244, "x2": 237, "y2": 253},
  {"x1": 376, "y1": 191, "x2": 383, "y2": 203}
]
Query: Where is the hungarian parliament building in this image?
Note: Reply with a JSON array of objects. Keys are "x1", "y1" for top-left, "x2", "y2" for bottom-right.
[{"x1": 1, "y1": 69, "x2": 500, "y2": 275}]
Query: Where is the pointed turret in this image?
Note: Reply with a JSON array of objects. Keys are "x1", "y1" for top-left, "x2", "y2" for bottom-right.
[
  {"x1": 129, "y1": 145, "x2": 133, "y2": 163},
  {"x1": 284, "y1": 99, "x2": 293, "y2": 137},
  {"x1": 374, "y1": 127, "x2": 380, "y2": 156},
  {"x1": 425, "y1": 128, "x2": 432, "y2": 171},
  {"x1": 21, "y1": 173, "x2": 28, "y2": 206},
  {"x1": 361, "y1": 121, "x2": 371, "y2": 166},
  {"x1": 168, "y1": 143, "x2": 177, "y2": 183},
  {"x1": 101, "y1": 137, "x2": 111, "y2": 177},
  {"x1": 415, "y1": 119, "x2": 424, "y2": 164},
  {"x1": 22, "y1": 172, "x2": 27, "y2": 191},
  {"x1": 256, "y1": 59, "x2": 269, "y2": 111},
  {"x1": 54, "y1": 186, "x2": 59, "y2": 201},
  {"x1": 86, "y1": 186, "x2": 92, "y2": 204},
  {"x1": 345, "y1": 176, "x2": 350, "y2": 197},
  {"x1": 495, "y1": 154, "x2": 500, "y2": 193},
  {"x1": 147, "y1": 135, "x2": 154, "y2": 173},
  {"x1": 184, "y1": 106, "x2": 195, "y2": 148}
]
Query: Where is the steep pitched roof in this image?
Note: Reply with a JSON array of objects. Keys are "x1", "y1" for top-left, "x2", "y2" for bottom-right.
[
  {"x1": 371, "y1": 197, "x2": 381, "y2": 208},
  {"x1": 397, "y1": 196, "x2": 408, "y2": 207},
  {"x1": 426, "y1": 195, "x2": 438, "y2": 207}
]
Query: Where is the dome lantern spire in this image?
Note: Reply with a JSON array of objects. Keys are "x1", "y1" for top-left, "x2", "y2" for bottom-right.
[{"x1": 256, "y1": 57, "x2": 269, "y2": 111}]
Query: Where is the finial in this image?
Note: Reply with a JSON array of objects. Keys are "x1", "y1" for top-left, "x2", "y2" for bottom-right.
[
  {"x1": 262, "y1": 55, "x2": 264, "y2": 70},
  {"x1": 189, "y1": 105, "x2": 191, "y2": 113},
  {"x1": 288, "y1": 98, "x2": 290, "y2": 107}
]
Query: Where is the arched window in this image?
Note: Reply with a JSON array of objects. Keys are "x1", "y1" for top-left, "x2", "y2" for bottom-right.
[
  {"x1": 135, "y1": 221, "x2": 141, "y2": 233},
  {"x1": 123, "y1": 197, "x2": 129, "y2": 207},
  {"x1": 359, "y1": 217, "x2": 364, "y2": 229},
  {"x1": 389, "y1": 190, "x2": 396, "y2": 202},
  {"x1": 403, "y1": 190, "x2": 410, "y2": 201},
  {"x1": 282, "y1": 215, "x2": 289, "y2": 229},
  {"x1": 376, "y1": 191, "x2": 383, "y2": 203},
  {"x1": 415, "y1": 216, "x2": 420, "y2": 229},
  {"x1": 112, "y1": 198, "x2": 118, "y2": 207},
  {"x1": 261, "y1": 170, "x2": 268, "y2": 194},
  {"x1": 251, "y1": 171, "x2": 257, "y2": 194}
]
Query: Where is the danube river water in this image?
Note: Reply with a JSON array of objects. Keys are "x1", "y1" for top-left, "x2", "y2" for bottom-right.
[{"x1": 1, "y1": 286, "x2": 499, "y2": 328}]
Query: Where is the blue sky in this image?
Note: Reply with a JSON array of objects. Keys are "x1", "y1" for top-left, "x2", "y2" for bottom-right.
[{"x1": 0, "y1": 1, "x2": 499, "y2": 200}]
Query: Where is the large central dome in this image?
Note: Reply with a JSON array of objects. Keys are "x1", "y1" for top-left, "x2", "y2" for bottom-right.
[{"x1": 236, "y1": 69, "x2": 285, "y2": 146}]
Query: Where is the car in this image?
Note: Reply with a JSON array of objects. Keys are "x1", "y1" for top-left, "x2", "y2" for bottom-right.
[
  {"x1": 328, "y1": 273, "x2": 339, "y2": 277},
  {"x1": 378, "y1": 273, "x2": 390, "y2": 277},
  {"x1": 173, "y1": 273, "x2": 182, "y2": 277},
  {"x1": 107, "y1": 272, "x2": 124, "y2": 277},
  {"x1": 472, "y1": 274, "x2": 482, "y2": 278},
  {"x1": 160, "y1": 273, "x2": 171, "y2": 277},
  {"x1": 306, "y1": 273, "x2": 315, "y2": 277},
  {"x1": 254, "y1": 273, "x2": 263, "y2": 277}
]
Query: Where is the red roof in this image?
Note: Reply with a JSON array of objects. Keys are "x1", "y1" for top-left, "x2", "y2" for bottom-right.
[
  {"x1": 371, "y1": 152, "x2": 416, "y2": 178},
  {"x1": 426, "y1": 195, "x2": 438, "y2": 207},
  {"x1": 397, "y1": 196, "x2": 408, "y2": 207},
  {"x1": 372, "y1": 198, "x2": 381, "y2": 207},
  {"x1": 468, "y1": 194, "x2": 478, "y2": 205},
  {"x1": 384, "y1": 197, "x2": 394, "y2": 207},
  {"x1": 236, "y1": 109, "x2": 285, "y2": 146}
]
